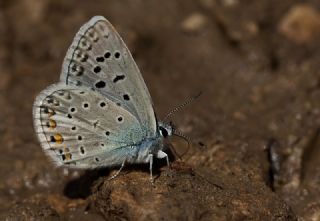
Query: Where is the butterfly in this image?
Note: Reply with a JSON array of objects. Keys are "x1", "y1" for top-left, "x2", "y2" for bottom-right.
[{"x1": 32, "y1": 16, "x2": 176, "y2": 181}]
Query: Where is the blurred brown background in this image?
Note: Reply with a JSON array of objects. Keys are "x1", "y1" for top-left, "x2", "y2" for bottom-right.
[{"x1": 0, "y1": 0, "x2": 320, "y2": 220}]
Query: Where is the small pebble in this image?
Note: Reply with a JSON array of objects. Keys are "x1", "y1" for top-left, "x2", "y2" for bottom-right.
[
  {"x1": 181, "y1": 13, "x2": 207, "y2": 33},
  {"x1": 278, "y1": 4, "x2": 320, "y2": 43}
]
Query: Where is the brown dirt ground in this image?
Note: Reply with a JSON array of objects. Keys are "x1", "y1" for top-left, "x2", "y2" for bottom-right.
[{"x1": 0, "y1": 0, "x2": 320, "y2": 220}]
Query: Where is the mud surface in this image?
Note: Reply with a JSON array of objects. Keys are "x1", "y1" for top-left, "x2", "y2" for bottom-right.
[{"x1": 1, "y1": 0, "x2": 320, "y2": 220}]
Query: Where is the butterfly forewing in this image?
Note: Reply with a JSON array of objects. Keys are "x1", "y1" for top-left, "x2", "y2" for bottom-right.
[
  {"x1": 33, "y1": 83, "x2": 144, "y2": 168},
  {"x1": 60, "y1": 16, "x2": 157, "y2": 138}
]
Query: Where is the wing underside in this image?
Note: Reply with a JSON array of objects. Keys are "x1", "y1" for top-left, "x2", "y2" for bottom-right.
[
  {"x1": 60, "y1": 16, "x2": 157, "y2": 138},
  {"x1": 33, "y1": 84, "x2": 144, "y2": 168}
]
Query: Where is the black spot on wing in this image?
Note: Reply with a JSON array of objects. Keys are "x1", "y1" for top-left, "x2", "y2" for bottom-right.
[{"x1": 113, "y1": 75, "x2": 125, "y2": 83}]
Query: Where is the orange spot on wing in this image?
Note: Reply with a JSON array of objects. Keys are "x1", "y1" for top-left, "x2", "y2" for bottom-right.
[
  {"x1": 54, "y1": 134, "x2": 64, "y2": 144},
  {"x1": 49, "y1": 119, "x2": 57, "y2": 128},
  {"x1": 43, "y1": 107, "x2": 55, "y2": 117},
  {"x1": 65, "y1": 153, "x2": 72, "y2": 161},
  {"x1": 63, "y1": 147, "x2": 72, "y2": 160}
]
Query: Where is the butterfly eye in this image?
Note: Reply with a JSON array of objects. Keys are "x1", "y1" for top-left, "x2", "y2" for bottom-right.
[{"x1": 159, "y1": 126, "x2": 168, "y2": 138}]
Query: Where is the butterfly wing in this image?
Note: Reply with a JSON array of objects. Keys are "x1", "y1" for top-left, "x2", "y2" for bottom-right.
[
  {"x1": 33, "y1": 83, "x2": 144, "y2": 168},
  {"x1": 60, "y1": 16, "x2": 157, "y2": 138}
]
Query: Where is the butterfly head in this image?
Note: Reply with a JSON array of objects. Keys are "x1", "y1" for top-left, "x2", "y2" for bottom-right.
[{"x1": 158, "y1": 121, "x2": 174, "y2": 138}]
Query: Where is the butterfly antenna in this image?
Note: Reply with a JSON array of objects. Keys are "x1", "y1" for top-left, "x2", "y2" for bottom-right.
[
  {"x1": 163, "y1": 92, "x2": 202, "y2": 122},
  {"x1": 172, "y1": 129, "x2": 192, "y2": 157},
  {"x1": 173, "y1": 128, "x2": 207, "y2": 156},
  {"x1": 168, "y1": 143, "x2": 183, "y2": 160}
]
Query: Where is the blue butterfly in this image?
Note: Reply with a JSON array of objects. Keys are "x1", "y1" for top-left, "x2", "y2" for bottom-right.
[{"x1": 33, "y1": 16, "x2": 183, "y2": 181}]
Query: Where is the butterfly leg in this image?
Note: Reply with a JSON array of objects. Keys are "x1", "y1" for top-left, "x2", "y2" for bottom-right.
[
  {"x1": 148, "y1": 153, "x2": 154, "y2": 183},
  {"x1": 156, "y1": 150, "x2": 170, "y2": 168},
  {"x1": 108, "y1": 160, "x2": 126, "y2": 180},
  {"x1": 156, "y1": 150, "x2": 174, "y2": 178}
]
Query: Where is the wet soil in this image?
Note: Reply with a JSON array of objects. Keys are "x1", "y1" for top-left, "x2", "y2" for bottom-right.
[{"x1": 0, "y1": 0, "x2": 320, "y2": 220}]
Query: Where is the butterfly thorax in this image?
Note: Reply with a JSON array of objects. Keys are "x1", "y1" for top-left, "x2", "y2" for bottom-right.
[
  {"x1": 130, "y1": 136, "x2": 162, "y2": 163},
  {"x1": 127, "y1": 121, "x2": 172, "y2": 164}
]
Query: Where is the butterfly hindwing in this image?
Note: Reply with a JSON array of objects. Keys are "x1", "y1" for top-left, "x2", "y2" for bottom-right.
[
  {"x1": 33, "y1": 83, "x2": 144, "y2": 168},
  {"x1": 60, "y1": 16, "x2": 157, "y2": 138}
]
